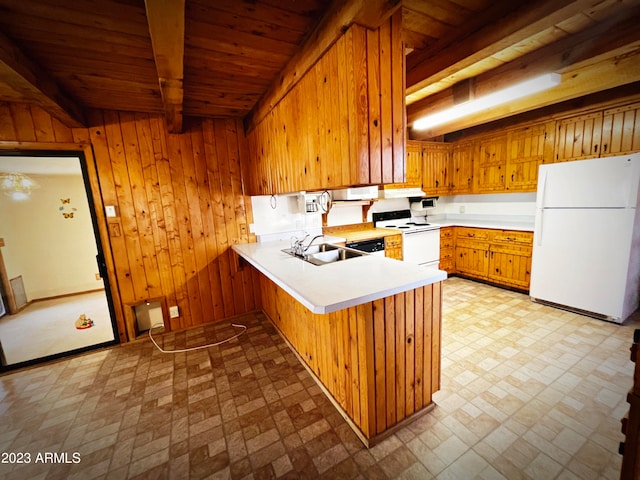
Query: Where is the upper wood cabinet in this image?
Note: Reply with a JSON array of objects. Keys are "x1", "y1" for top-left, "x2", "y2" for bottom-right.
[
  {"x1": 245, "y1": 14, "x2": 405, "y2": 195},
  {"x1": 405, "y1": 140, "x2": 423, "y2": 187},
  {"x1": 505, "y1": 121, "x2": 554, "y2": 192},
  {"x1": 422, "y1": 142, "x2": 450, "y2": 196},
  {"x1": 555, "y1": 111, "x2": 604, "y2": 162},
  {"x1": 601, "y1": 102, "x2": 640, "y2": 157},
  {"x1": 450, "y1": 140, "x2": 474, "y2": 194},
  {"x1": 475, "y1": 133, "x2": 508, "y2": 193}
]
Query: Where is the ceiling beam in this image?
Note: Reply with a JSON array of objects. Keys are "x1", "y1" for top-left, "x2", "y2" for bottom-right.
[
  {"x1": 244, "y1": 0, "x2": 402, "y2": 133},
  {"x1": 145, "y1": 0, "x2": 185, "y2": 133},
  {"x1": 0, "y1": 30, "x2": 85, "y2": 128},
  {"x1": 407, "y1": 9, "x2": 640, "y2": 138},
  {"x1": 405, "y1": 0, "x2": 601, "y2": 103}
]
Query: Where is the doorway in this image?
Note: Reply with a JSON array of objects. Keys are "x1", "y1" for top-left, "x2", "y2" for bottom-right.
[{"x1": 0, "y1": 151, "x2": 119, "y2": 370}]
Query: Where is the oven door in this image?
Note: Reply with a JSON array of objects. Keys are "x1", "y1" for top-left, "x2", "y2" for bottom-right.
[{"x1": 402, "y1": 229, "x2": 440, "y2": 266}]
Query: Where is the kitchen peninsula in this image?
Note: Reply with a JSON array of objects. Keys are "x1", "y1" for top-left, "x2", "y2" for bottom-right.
[{"x1": 233, "y1": 240, "x2": 446, "y2": 446}]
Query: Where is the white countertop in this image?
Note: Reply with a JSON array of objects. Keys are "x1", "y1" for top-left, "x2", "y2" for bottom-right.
[{"x1": 233, "y1": 239, "x2": 447, "y2": 314}]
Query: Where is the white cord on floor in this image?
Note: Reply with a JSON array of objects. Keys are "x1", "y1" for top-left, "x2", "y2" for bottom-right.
[{"x1": 148, "y1": 322, "x2": 247, "y2": 353}]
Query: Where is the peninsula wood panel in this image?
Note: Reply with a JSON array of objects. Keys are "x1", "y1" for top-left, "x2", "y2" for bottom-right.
[
  {"x1": 0, "y1": 102, "x2": 259, "y2": 341},
  {"x1": 245, "y1": 13, "x2": 405, "y2": 195},
  {"x1": 259, "y1": 273, "x2": 442, "y2": 443}
]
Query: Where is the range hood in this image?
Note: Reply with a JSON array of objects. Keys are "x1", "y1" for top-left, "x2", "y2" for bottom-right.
[
  {"x1": 379, "y1": 186, "x2": 426, "y2": 199},
  {"x1": 331, "y1": 185, "x2": 379, "y2": 200}
]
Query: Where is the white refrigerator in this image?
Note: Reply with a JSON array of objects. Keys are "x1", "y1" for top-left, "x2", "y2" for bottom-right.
[{"x1": 530, "y1": 153, "x2": 640, "y2": 323}]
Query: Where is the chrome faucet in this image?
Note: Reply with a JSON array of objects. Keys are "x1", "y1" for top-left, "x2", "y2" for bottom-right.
[{"x1": 291, "y1": 234, "x2": 324, "y2": 256}]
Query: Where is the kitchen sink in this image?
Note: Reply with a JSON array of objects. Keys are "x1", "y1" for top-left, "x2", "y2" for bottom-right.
[{"x1": 282, "y1": 243, "x2": 367, "y2": 266}]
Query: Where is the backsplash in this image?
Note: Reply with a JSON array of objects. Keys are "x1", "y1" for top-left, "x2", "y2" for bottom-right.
[
  {"x1": 428, "y1": 193, "x2": 536, "y2": 220},
  {"x1": 250, "y1": 193, "x2": 322, "y2": 242},
  {"x1": 251, "y1": 192, "x2": 537, "y2": 240}
]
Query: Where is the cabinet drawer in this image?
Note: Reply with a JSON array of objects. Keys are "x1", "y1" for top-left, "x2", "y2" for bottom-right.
[
  {"x1": 440, "y1": 247, "x2": 454, "y2": 260},
  {"x1": 490, "y1": 230, "x2": 533, "y2": 246},
  {"x1": 440, "y1": 227, "x2": 454, "y2": 239},
  {"x1": 455, "y1": 227, "x2": 490, "y2": 241},
  {"x1": 441, "y1": 238, "x2": 454, "y2": 249}
]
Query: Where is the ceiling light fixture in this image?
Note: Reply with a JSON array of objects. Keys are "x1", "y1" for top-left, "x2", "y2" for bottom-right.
[
  {"x1": 412, "y1": 73, "x2": 562, "y2": 131},
  {"x1": 0, "y1": 172, "x2": 40, "y2": 201}
]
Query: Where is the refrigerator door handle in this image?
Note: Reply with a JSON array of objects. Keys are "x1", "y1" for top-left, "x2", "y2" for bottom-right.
[
  {"x1": 535, "y1": 209, "x2": 544, "y2": 246},
  {"x1": 537, "y1": 169, "x2": 547, "y2": 208}
]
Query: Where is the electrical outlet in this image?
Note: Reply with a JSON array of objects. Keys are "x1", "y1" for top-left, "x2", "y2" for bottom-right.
[
  {"x1": 95, "y1": 273, "x2": 101, "y2": 280},
  {"x1": 169, "y1": 306, "x2": 179, "y2": 318}
]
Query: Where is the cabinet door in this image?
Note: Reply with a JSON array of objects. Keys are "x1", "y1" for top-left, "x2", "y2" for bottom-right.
[
  {"x1": 384, "y1": 234, "x2": 403, "y2": 260},
  {"x1": 487, "y1": 245, "x2": 532, "y2": 290},
  {"x1": 455, "y1": 239, "x2": 489, "y2": 278},
  {"x1": 450, "y1": 141, "x2": 474, "y2": 194},
  {"x1": 601, "y1": 102, "x2": 640, "y2": 157},
  {"x1": 404, "y1": 140, "x2": 423, "y2": 187},
  {"x1": 555, "y1": 112, "x2": 603, "y2": 162},
  {"x1": 476, "y1": 134, "x2": 507, "y2": 192},
  {"x1": 506, "y1": 123, "x2": 552, "y2": 192},
  {"x1": 423, "y1": 142, "x2": 450, "y2": 195}
]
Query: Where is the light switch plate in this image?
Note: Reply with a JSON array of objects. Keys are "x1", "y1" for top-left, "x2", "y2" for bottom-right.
[
  {"x1": 169, "y1": 306, "x2": 179, "y2": 318},
  {"x1": 105, "y1": 205, "x2": 117, "y2": 217}
]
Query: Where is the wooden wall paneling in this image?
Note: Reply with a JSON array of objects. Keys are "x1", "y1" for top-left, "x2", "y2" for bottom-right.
[
  {"x1": 119, "y1": 112, "x2": 163, "y2": 301},
  {"x1": 315, "y1": 55, "x2": 329, "y2": 189},
  {"x1": 221, "y1": 119, "x2": 251, "y2": 313},
  {"x1": 404, "y1": 288, "x2": 415, "y2": 417},
  {"x1": 151, "y1": 115, "x2": 188, "y2": 327},
  {"x1": 87, "y1": 110, "x2": 133, "y2": 341},
  {"x1": 366, "y1": 27, "x2": 382, "y2": 185},
  {"x1": 232, "y1": 118, "x2": 257, "y2": 311},
  {"x1": 379, "y1": 16, "x2": 393, "y2": 184},
  {"x1": 1, "y1": 104, "x2": 258, "y2": 342},
  {"x1": 0, "y1": 103, "x2": 17, "y2": 140},
  {"x1": 7, "y1": 104, "x2": 36, "y2": 141},
  {"x1": 210, "y1": 120, "x2": 236, "y2": 319},
  {"x1": 352, "y1": 26, "x2": 369, "y2": 185},
  {"x1": 336, "y1": 34, "x2": 352, "y2": 186},
  {"x1": 431, "y1": 282, "x2": 441, "y2": 393},
  {"x1": 414, "y1": 285, "x2": 424, "y2": 412},
  {"x1": 102, "y1": 110, "x2": 150, "y2": 305},
  {"x1": 391, "y1": 11, "x2": 405, "y2": 184},
  {"x1": 181, "y1": 126, "x2": 215, "y2": 323},
  {"x1": 328, "y1": 44, "x2": 344, "y2": 188},
  {"x1": 51, "y1": 116, "x2": 74, "y2": 143},
  {"x1": 164, "y1": 131, "x2": 195, "y2": 328},
  {"x1": 373, "y1": 298, "x2": 386, "y2": 434},
  {"x1": 348, "y1": 305, "x2": 361, "y2": 430},
  {"x1": 30, "y1": 105, "x2": 56, "y2": 143},
  {"x1": 395, "y1": 291, "x2": 406, "y2": 423},
  {"x1": 384, "y1": 295, "x2": 396, "y2": 428},
  {"x1": 140, "y1": 114, "x2": 179, "y2": 321},
  {"x1": 422, "y1": 284, "x2": 433, "y2": 406}
]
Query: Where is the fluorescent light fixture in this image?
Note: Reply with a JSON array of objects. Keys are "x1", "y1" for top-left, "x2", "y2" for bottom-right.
[{"x1": 413, "y1": 73, "x2": 561, "y2": 131}]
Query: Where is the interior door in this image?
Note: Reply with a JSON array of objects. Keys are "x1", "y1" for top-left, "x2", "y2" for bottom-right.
[{"x1": 0, "y1": 152, "x2": 118, "y2": 369}]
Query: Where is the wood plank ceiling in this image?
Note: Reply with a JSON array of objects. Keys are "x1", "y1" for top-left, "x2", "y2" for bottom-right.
[{"x1": 0, "y1": 0, "x2": 638, "y2": 138}]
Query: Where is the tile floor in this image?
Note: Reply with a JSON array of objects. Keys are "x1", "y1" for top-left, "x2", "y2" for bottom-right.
[{"x1": 0, "y1": 277, "x2": 638, "y2": 479}]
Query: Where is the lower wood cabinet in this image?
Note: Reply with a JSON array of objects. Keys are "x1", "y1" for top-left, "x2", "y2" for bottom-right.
[
  {"x1": 445, "y1": 226, "x2": 533, "y2": 291},
  {"x1": 384, "y1": 234, "x2": 403, "y2": 260},
  {"x1": 439, "y1": 227, "x2": 454, "y2": 272}
]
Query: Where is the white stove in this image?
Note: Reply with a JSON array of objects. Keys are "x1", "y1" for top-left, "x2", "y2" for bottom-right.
[
  {"x1": 373, "y1": 210, "x2": 441, "y2": 268},
  {"x1": 373, "y1": 210, "x2": 439, "y2": 232}
]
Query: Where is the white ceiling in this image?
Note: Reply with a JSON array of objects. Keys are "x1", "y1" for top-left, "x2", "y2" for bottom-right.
[{"x1": 0, "y1": 156, "x2": 83, "y2": 176}]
